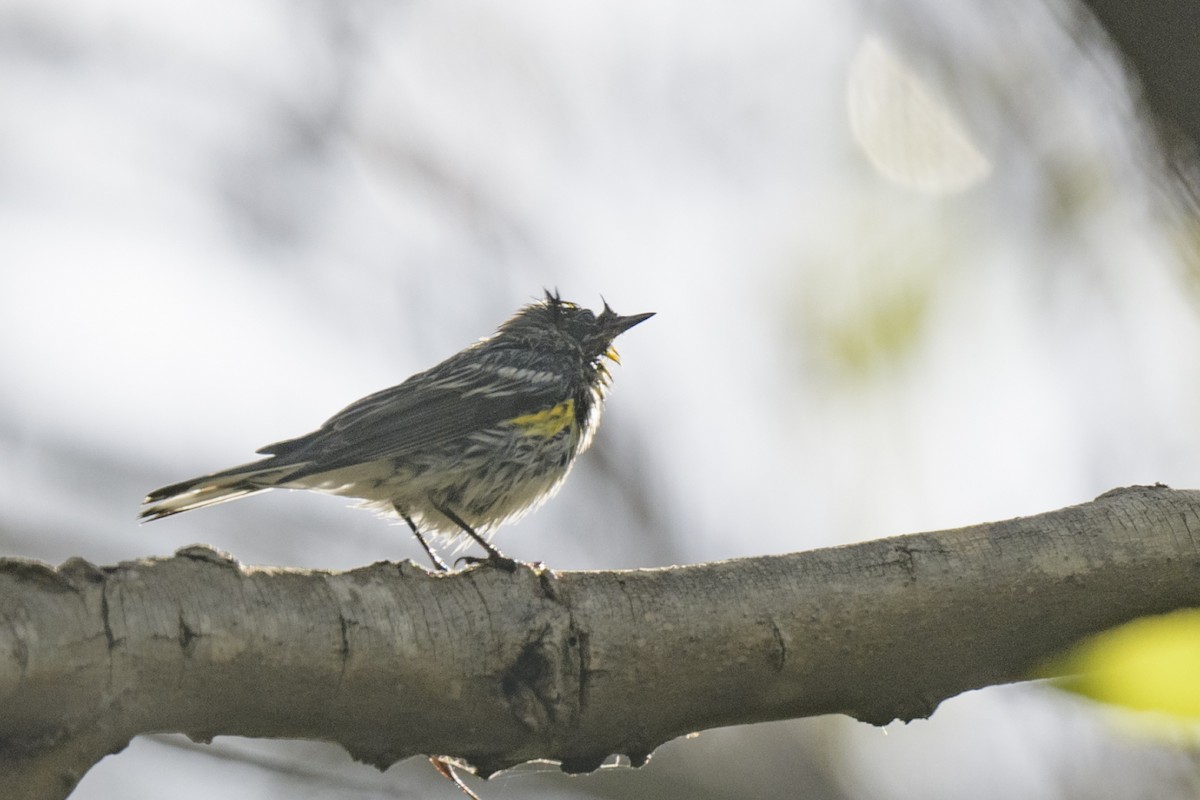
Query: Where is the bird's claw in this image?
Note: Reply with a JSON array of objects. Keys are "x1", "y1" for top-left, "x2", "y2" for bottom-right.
[{"x1": 454, "y1": 553, "x2": 520, "y2": 573}]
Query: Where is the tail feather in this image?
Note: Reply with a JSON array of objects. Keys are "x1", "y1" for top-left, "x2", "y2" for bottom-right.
[{"x1": 140, "y1": 460, "x2": 301, "y2": 522}]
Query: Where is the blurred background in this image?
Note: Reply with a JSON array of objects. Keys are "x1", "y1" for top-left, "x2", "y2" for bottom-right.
[{"x1": 4, "y1": 0, "x2": 1200, "y2": 797}]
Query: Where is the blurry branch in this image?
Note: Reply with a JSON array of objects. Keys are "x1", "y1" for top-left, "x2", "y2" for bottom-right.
[
  {"x1": 4, "y1": 485, "x2": 1200, "y2": 799},
  {"x1": 1076, "y1": 0, "x2": 1200, "y2": 157}
]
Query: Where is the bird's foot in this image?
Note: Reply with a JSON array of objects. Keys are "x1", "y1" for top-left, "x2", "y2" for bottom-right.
[{"x1": 454, "y1": 553, "x2": 520, "y2": 573}]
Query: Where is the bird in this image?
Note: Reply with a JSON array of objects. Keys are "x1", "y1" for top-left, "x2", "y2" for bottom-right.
[{"x1": 140, "y1": 290, "x2": 653, "y2": 570}]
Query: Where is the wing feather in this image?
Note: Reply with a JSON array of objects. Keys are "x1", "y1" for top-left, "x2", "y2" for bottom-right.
[{"x1": 257, "y1": 349, "x2": 572, "y2": 475}]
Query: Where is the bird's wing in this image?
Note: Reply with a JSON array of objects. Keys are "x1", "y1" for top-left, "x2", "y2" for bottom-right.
[{"x1": 257, "y1": 350, "x2": 572, "y2": 472}]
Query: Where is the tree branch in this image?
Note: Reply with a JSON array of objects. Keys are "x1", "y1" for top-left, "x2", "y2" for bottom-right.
[{"x1": 3, "y1": 484, "x2": 1199, "y2": 798}]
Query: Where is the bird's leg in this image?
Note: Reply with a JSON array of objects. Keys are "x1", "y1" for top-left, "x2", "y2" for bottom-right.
[
  {"x1": 398, "y1": 508, "x2": 449, "y2": 572},
  {"x1": 430, "y1": 500, "x2": 518, "y2": 572}
]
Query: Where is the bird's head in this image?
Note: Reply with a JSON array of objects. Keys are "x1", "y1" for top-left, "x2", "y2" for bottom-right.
[{"x1": 501, "y1": 290, "x2": 654, "y2": 363}]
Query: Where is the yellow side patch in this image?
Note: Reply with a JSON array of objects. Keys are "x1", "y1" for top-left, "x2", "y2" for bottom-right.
[{"x1": 510, "y1": 399, "x2": 575, "y2": 438}]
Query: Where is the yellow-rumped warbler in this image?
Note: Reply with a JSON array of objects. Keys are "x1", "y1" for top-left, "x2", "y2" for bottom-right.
[{"x1": 141, "y1": 290, "x2": 653, "y2": 569}]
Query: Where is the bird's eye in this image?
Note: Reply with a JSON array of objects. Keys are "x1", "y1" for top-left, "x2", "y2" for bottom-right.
[{"x1": 579, "y1": 310, "x2": 595, "y2": 324}]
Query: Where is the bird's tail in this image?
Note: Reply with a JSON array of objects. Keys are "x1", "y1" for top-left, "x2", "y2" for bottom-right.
[{"x1": 140, "y1": 460, "x2": 301, "y2": 521}]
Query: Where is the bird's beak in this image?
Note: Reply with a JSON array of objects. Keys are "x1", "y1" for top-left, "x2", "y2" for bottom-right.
[
  {"x1": 608, "y1": 311, "x2": 655, "y2": 336},
  {"x1": 599, "y1": 308, "x2": 654, "y2": 362}
]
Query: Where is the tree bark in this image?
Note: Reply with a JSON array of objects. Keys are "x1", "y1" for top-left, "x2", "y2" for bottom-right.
[{"x1": 2, "y1": 484, "x2": 1199, "y2": 799}]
